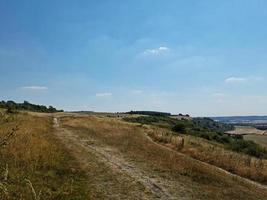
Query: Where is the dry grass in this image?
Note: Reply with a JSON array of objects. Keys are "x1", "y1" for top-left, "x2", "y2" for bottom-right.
[
  {"x1": 142, "y1": 124, "x2": 267, "y2": 184},
  {"x1": 60, "y1": 114, "x2": 267, "y2": 200},
  {"x1": 182, "y1": 137, "x2": 267, "y2": 183},
  {"x1": 0, "y1": 112, "x2": 88, "y2": 199},
  {"x1": 227, "y1": 126, "x2": 266, "y2": 135},
  {"x1": 245, "y1": 134, "x2": 267, "y2": 148}
]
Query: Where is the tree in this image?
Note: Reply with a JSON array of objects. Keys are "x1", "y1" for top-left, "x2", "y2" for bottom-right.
[{"x1": 172, "y1": 123, "x2": 187, "y2": 134}]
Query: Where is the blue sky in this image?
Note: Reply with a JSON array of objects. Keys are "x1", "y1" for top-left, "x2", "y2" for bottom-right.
[{"x1": 1, "y1": 0, "x2": 267, "y2": 116}]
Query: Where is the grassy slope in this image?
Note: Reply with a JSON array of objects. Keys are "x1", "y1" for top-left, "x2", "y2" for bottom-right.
[
  {"x1": 1, "y1": 110, "x2": 267, "y2": 199},
  {"x1": 60, "y1": 114, "x2": 267, "y2": 200},
  {"x1": 0, "y1": 111, "x2": 88, "y2": 199},
  {"x1": 124, "y1": 115, "x2": 267, "y2": 184}
]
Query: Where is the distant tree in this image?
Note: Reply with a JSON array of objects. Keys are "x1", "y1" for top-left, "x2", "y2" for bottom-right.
[
  {"x1": 126, "y1": 111, "x2": 171, "y2": 117},
  {"x1": 172, "y1": 123, "x2": 187, "y2": 134},
  {"x1": 0, "y1": 100, "x2": 63, "y2": 113},
  {"x1": 48, "y1": 106, "x2": 57, "y2": 113}
]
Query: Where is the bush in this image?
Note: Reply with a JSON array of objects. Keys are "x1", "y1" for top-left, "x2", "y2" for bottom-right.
[
  {"x1": 172, "y1": 123, "x2": 187, "y2": 134},
  {"x1": 229, "y1": 139, "x2": 267, "y2": 159},
  {"x1": 5, "y1": 105, "x2": 18, "y2": 114},
  {"x1": 219, "y1": 135, "x2": 232, "y2": 144}
]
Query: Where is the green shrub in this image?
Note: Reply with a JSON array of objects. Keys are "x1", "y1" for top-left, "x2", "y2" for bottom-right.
[
  {"x1": 0, "y1": 100, "x2": 63, "y2": 113},
  {"x1": 172, "y1": 123, "x2": 187, "y2": 134},
  {"x1": 229, "y1": 139, "x2": 267, "y2": 159}
]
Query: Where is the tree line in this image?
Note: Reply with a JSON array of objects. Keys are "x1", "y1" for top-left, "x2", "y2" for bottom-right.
[
  {"x1": 0, "y1": 100, "x2": 63, "y2": 113},
  {"x1": 126, "y1": 110, "x2": 171, "y2": 117}
]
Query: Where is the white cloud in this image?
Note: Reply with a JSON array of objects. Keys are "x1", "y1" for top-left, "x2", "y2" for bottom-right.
[
  {"x1": 20, "y1": 86, "x2": 48, "y2": 90},
  {"x1": 95, "y1": 92, "x2": 112, "y2": 97},
  {"x1": 143, "y1": 46, "x2": 170, "y2": 56},
  {"x1": 224, "y1": 76, "x2": 264, "y2": 84},
  {"x1": 225, "y1": 77, "x2": 246, "y2": 84}
]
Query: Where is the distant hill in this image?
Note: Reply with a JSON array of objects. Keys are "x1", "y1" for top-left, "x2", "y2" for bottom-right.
[
  {"x1": 211, "y1": 116, "x2": 267, "y2": 124},
  {"x1": 0, "y1": 100, "x2": 63, "y2": 113}
]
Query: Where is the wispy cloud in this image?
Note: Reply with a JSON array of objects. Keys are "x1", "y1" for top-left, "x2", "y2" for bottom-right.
[
  {"x1": 143, "y1": 46, "x2": 170, "y2": 56},
  {"x1": 20, "y1": 86, "x2": 48, "y2": 90},
  {"x1": 224, "y1": 76, "x2": 264, "y2": 84},
  {"x1": 225, "y1": 77, "x2": 246, "y2": 84},
  {"x1": 95, "y1": 92, "x2": 112, "y2": 97}
]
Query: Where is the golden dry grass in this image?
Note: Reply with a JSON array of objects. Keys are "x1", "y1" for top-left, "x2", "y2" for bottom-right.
[
  {"x1": 2, "y1": 110, "x2": 267, "y2": 199},
  {"x1": 59, "y1": 114, "x2": 267, "y2": 200},
  {"x1": 245, "y1": 134, "x2": 267, "y2": 148},
  {"x1": 0, "y1": 112, "x2": 88, "y2": 199},
  {"x1": 227, "y1": 126, "x2": 266, "y2": 135},
  {"x1": 181, "y1": 136, "x2": 267, "y2": 183},
  {"x1": 143, "y1": 123, "x2": 267, "y2": 184}
]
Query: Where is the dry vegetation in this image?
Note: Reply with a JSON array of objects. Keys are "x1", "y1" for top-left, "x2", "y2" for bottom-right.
[
  {"x1": 244, "y1": 134, "x2": 267, "y2": 148},
  {"x1": 59, "y1": 114, "x2": 267, "y2": 200},
  {"x1": 0, "y1": 110, "x2": 88, "y2": 199},
  {"x1": 1, "y1": 109, "x2": 267, "y2": 199},
  {"x1": 145, "y1": 126, "x2": 267, "y2": 184},
  {"x1": 227, "y1": 126, "x2": 267, "y2": 135}
]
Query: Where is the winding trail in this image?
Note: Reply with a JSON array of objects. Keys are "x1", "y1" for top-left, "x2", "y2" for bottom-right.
[
  {"x1": 52, "y1": 115, "x2": 267, "y2": 200},
  {"x1": 53, "y1": 117, "x2": 174, "y2": 200}
]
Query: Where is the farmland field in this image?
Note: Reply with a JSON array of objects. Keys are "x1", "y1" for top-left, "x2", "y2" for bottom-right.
[
  {"x1": 226, "y1": 126, "x2": 266, "y2": 135},
  {"x1": 244, "y1": 135, "x2": 267, "y2": 148}
]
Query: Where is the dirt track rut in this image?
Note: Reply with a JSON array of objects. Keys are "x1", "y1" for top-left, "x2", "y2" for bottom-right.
[{"x1": 53, "y1": 118, "x2": 174, "y2": 200}]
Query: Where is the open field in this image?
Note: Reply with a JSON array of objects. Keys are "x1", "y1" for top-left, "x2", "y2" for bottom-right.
[
  {"x1": 1, "y1": 110, "x2": 267, "y2": 199},
  {"x1": 244, "y1": 135, "x2": 267, "y2": 148},
  {"x1": 226, "y1": 126, "x2": 267, "y2": 135},
  {"x1": 55, "y1": 112, "x2": 267, "y2": 199}
]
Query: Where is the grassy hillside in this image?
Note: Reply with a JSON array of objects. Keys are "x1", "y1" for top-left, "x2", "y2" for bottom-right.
[
  {"x1": 124, "y1": 115, "x2": 267, "y2": 184},
  {"x1": 0, "y1": 111, "x2": 88, "y2": 199},
  {"x1": 123, "y1": 115, "x2": 267, "y2": 159},
  {"x1": 1, "y1": 110, "x2": 267, "y2": 199},
  {"x1": 58, "y1": 113, "x2": 267, "y2": 199}
]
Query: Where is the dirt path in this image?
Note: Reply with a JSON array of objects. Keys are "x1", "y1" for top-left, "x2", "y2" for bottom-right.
[
  {"x1": 53, "y1": 117, "x2": 174, "y2": 200},
  {"x1": 52, "y1": 116, "x2": 267, "y2": 199}
]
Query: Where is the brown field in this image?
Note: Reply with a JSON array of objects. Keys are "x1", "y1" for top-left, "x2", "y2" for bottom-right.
[
  {"x1": 1, "y1": 110, "x2": 267, "y2": 199},
  {"x1": 244, "y1": 134, "x2": 267, "y2": 148},
  {"x1": 226, "y1": 126, "x2": 267, "y2": 135}
]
